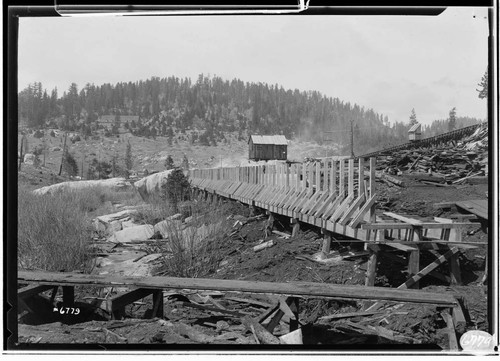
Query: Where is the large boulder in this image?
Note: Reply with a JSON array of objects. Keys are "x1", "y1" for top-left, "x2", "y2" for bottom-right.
[
  {"x1": 24, "y1": 153, "x2": 35, "y2": 165},
  {"x1": 33, "y1": 177, "x2": 133, "y2": 196},
  {"x1": 134, "y1": 169, "x2": 175, "y2": 201},
  {"x1": 110, "y1": 224, "x2": 155, "y2": 243},
  {"x1": 94, "y1": 209, "x2": 138, "y2": 234}
]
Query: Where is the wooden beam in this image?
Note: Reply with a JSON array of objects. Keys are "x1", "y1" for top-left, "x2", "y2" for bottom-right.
[
  {"x1": 18, "y1": 270, "x2": 459, "y2": 307},
  {"x1": 62, "y1": 286, "x2": 74, "y2": 307},
  {"x1": 330, "y1": 194, "x2": 354, "y2": 222},
  {"x1": 440, "y1": 310, "x2": 459, "y2": 351},
  {"x1": 338, "y1": 194, "x2": 366, "y2": 225},
  {"x1": 361, "y1": 222, "x2": 473, "y2": 230},
  {"x1": 109, "y1": 288, "x2": 155, "y2": 319},
  {"x1": 321, "y1": 229, "x2": 332, "y2": 255},
  {"x1": 383, "y1": 212, "x2": 423, "y2": 225},
  {"x1": 399, "y1": 248, "x2": 459, "y2": 289},
  {"x1": 349, "y1": 193, "x2": 378, "y2": 228},
  {"x1": 17, "y1": 284, "x2": 54, "y2": 300}
]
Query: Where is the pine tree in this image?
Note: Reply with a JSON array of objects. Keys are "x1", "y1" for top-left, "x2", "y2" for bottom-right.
[
  {"x1": 63, "y1": 152, "x2": 79, "y2": 177},
  {"x1": 165, "y1": 155, "x2": 175, "y2": 170},
  {"x1": 476, "y1": 69, "x2": 488, "y2": 99},
  {"x1": 181, "y1": 154, "x2": 189, "y2": 170},
  {"x1": 409, "y1": 108, "x2": 418, "y2": 126},
  {"x1": 448, "y1": 107, "x2": 457, "y2": 132},
  {"x1": 125, "y1": 140, "x2": 133, "y2": 178}
]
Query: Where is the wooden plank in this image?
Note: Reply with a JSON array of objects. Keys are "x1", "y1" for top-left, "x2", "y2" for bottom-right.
[
  {"x1": 435, "y1": 217, "x2": 463, "y2": 285},
  {"x1": 339, "y1": 160, "x2": 345, "y2": 196},
  {"x1": 313, "y1": 191, "x2": 338, "y2": 218},
  {"x1": 348, "y1": 159, "x2": 354, "y2": 196},
  {"x1": 330, "y1": 194, "x2": 355, "y2": 222},
  {"x1": 383, "y1": 212, "x2": 423, "y2": 225},
  {"x1": 349, "y1": 193, "x2": 378, "y2": 228},
  {"x1": 441, "y1": 310, "x2": 459, "y2": 351},
  {"x1": 455, "y1": 199, "x2": 488, "y2": 220},
  {"x1": 315, "y1": 162, "x2": 321, "y2": 192},
  {"x1": 109, "y1": 288, "x2": 155, "y2": 312},
  {"x1": 17, "y1": 284, "x2": 55, "y2": 300},
  {"x1": 339, "y1": 194, "x2": 366, "y2": 225},
  {"x1": 306, "y1": 191, "x2": 330, "y2": 215},
  {"x1": 18, "y1": 270, "x2": 459, "y2": 307},
  {"x1": 321, "y1": 194, "x2": 345, "y2": 219},
  {"x1": 399, "y1": 248, "x2": 459, "y2": 289},
  {"x1": 361, "y1": 222, "x2": 472, "y2": 230},
  {"x1": 330, "y1": 159, "x2": 337, "y2": 194},
  {"x1": 358, "y1": 158, "x2": 365, "y2": 197}
]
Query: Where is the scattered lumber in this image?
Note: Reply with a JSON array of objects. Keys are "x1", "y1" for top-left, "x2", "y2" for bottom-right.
[
  {"x1": 172, "y1": 323, "x2": 215, "y2": 344},
  {"x1": 254, "y1": 240, "x2": 275, "y2": 252},
  {"x1": 241, "y1": 316, "x2": 281, "y2": 344}
]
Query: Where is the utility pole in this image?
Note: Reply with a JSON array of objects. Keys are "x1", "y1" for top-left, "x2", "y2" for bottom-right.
[{"x1": 350, "y1": 119, "x2": 355, "y2": 158}]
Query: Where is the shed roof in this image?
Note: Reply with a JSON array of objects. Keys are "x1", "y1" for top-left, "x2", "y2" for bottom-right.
[
  {"x1": 248, "y1": 135, "x2": 288, "y2": 145},
  {"x1": 408, "y1": 123, "x2": 422, "y2": 133}
]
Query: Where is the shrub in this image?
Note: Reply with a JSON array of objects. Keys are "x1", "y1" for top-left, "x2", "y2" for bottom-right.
[
  {"x1": 18, "y1": 187, "x2": 94, "y2": 273},
  {"x1": 154, "y1": 200, "x2": 232, "y2": 278}
]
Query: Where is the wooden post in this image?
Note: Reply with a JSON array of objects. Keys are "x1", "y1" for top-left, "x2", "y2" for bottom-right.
[
  {"x1": 448, "y1": 227, "x2": 463, "y2": 285},
  {"x1": 358, "y1": 158, "x2": 364, "y2": 198},
  {"x1": 291, "y1": 218, "x2": 300, "y2": 238},
  {"x1": 408, "y1": 249, "x2": 421, "y2": 289},
  {"x1": 348, "y1": 158, "x2": 354, "y2": 196},
  {"x1": 301, "y1": 162, "x2": 306, "y2": 191},
  {"x1": 315, "y1": 161, "x2": 321, "y2": 193},
  {"x1": 365, "y1": 245, "x2": 379, "y2": 287},
  {"x1": 152, "y1": 290, "x2": 164, "y2": 318},
  {"x1": 339, "y1": 159, "x2": 345, "y2": 197},
  {"x1": 330, "y1": 159, "x2": 336, "y2": 194},
  {"x1": 62, "y1": 286, "x2": 74, "y2": 307},
  {"x1": 321, "y1": 229, "x2": 332, "y2": 256},
  {"x1": 369, "y1": 157, "x2": 376, "y2": 222},
  {"x1": 288, "y1": 297, "x2": 299, "y2": 332}
]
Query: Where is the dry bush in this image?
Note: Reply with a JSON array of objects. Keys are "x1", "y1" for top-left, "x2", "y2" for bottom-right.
[
  {"x1": 18, "y1": 187, "x2": 95, "y2": 273},
  {"x1": 154, "y1": 200, "x2": 233, "y2": 278}
]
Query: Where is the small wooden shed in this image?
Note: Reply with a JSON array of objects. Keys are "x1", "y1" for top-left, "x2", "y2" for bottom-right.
[
  {"x1": 248, "y1": 135, "x2": 288, "y2": 161},
  {"x1": 408, "y1": 123, "x2": 422, "y2": 142}
]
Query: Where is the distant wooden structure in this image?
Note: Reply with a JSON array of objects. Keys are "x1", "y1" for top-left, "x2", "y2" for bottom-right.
[
  {"x1": 248, "y1": 135, "x2": 288, "y2": 161},
  {"x1": 408, "y1": 123, "x2": 422, "y2": 142}
]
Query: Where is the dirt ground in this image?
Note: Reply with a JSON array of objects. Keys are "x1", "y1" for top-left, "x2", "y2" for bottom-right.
[{"x1": 15, "y1": 174, "x2": 490, "y2": 350}]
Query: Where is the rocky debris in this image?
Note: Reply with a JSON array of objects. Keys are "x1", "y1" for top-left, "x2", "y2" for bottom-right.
[
  {"x1": 154, "y1": 219, "x2": 183, "y2": 238},
  {"x1": 376, "y1": 124, "x2": 488, "y2": 186},
  {"x1": 33, "y1": 177, "x2": 133, "y2": 195},
  {"x1": 134, "y1": 169, "x2": 175, "y2": 201},
  {"x1": 24, "y1": 153, "x2": 36, "y2": 165},
  {"x1": 110, "y1": 224, "x2": 155, "y2": 244},
  {"x1": 94, "y1": 209, "x2": 139, "y2": 234}
]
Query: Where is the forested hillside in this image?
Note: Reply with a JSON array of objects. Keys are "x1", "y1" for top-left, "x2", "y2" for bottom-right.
[{"x1": 18, "y1": 74, "x2": 483, "y2": 155}]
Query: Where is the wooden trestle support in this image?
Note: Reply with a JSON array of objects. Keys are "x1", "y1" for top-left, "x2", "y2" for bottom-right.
[{"x1": 189, "y1": 157, "x2": 480, "y2": 293}]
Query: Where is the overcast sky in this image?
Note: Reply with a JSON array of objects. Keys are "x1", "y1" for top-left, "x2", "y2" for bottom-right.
[{"x1": 18, "y1": 7, "x2": 489, "y2": 125}]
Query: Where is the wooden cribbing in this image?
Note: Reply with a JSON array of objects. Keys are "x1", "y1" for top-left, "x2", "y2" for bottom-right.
[{"x1": 19, "y1": 271, "x2": 459, "y2": 307}]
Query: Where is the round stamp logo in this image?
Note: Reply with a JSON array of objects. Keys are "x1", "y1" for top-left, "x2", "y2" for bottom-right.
[{"x1": 459, "y1": 330, "x2": 496, "y2": 353}]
